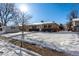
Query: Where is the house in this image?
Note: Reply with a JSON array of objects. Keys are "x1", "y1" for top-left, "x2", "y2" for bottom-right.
[
  {"x1": 0, "y1": 25, "x2": 20, "y2": 33},
  {"x1": 72, "y1": 18, "x2": 79, "y2": 31},
  {"x1": 19, "y1": 22, "x2": 60, "y2": 32},
  {"x1": 0, "y1": 21, "x2": 20, "y2": 33},
  {"x1": 3, "y1": 26, "x2": 20, "y2": 33}
]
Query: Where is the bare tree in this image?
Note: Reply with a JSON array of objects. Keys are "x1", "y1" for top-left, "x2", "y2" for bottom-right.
[
  {"x1": 12, "y1": 7, "x2": 32, "y2": 56},
  {"x1": 0, "y1": 3, "x2": 15, "y2": 26},
  {"x1": 67, "y1": 9, "x2": 78, "y2": 31},
  {"x1": 12, "y1": 7, "x2": 32, "y2": 26},
  {"x1": 59, "y1": 24, "x2": 64, "y2": 31},
  {"x1": 69, "y1": 10, "x2": 78, "y2": 22},
  {"x1": 41, "y1": 20, "x2": 44, "y2": 23}
]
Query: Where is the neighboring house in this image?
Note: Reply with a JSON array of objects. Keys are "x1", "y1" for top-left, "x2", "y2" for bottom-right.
[
  {"x1": 0, "y1": 22, "x2": 20, "y2": 33},
  {"x1": 2, "y1": 26, "x2": 20, "y2": 33},
  {"x1": 19, "y1": 22, "x2": 60, "y2": 32},
  {"x1": 63, "y1": 24, "x2": 68, "y2": 31},
  {"x1": 0, "y1": 25, "x2": 20, "y2": 33},
  {"x1": 72, "y1": 18, "x2": 79, "y2": 31}
]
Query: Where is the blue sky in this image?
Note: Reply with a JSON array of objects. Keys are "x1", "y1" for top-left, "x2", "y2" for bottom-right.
[{"x1": 16, "y1": 3, "x2": 79, "y2": 24}]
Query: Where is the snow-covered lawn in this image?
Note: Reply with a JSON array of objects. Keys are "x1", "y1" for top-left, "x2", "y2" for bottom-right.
[
  {"x1": 1, "y1": 32, "x2": 79, "y2": 55},
  {"x1": 0, "y1": 37, "x2": 41, "y2": 56}
]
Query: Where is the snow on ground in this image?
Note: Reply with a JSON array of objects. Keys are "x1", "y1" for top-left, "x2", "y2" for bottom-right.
[
  {"x1": 0, "y1": 38, "x2": 41, "y2": 56},
  {"x1": 1, "y1": 32, "x2": 79, "y2": 55}
]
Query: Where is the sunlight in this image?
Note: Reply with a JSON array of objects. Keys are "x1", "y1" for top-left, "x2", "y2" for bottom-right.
[{"x1": 19, "y1": 4, "x2": 28, "y2": 13}]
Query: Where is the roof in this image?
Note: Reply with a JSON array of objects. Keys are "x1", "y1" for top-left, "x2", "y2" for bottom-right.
[
  {"x1": 72, "y1": 18, "x2": 79, "y2": 21},
  {"x1": 18, "y1": 22, "x2": 59, "y2": 26},
  {"x1": 27, "y1": 22, "x2": 55, "y2": 25}
]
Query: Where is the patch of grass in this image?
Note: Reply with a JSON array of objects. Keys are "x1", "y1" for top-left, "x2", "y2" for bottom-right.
[
  {"x1": 0, "y1": 36, "x2": 8, "y2": 40},
  {"x1": 9, "y1": 39, "x2": 21, "y2": 46}
]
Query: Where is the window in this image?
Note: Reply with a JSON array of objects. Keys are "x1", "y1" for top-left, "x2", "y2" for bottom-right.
[{"x1": 48, "y1": 25, "x2": 52, "y2": 28}]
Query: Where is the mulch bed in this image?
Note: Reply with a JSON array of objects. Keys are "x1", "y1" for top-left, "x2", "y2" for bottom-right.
[{"x1": 9, "y1": 39, "x2": 67, "y2": 56}]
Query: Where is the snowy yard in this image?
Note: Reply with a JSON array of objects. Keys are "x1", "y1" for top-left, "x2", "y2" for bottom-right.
[
  {"x1": 1, "y1": 32, "x2": 79, "y2": 55},
  {"x1": 0, "y1": 36, "x2": 41, "y2": 56}
]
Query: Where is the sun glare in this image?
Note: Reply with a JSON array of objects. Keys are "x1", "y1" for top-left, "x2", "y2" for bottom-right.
[{"x1": 19, "y1": 4, "x2": 28, "y2": 13}]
